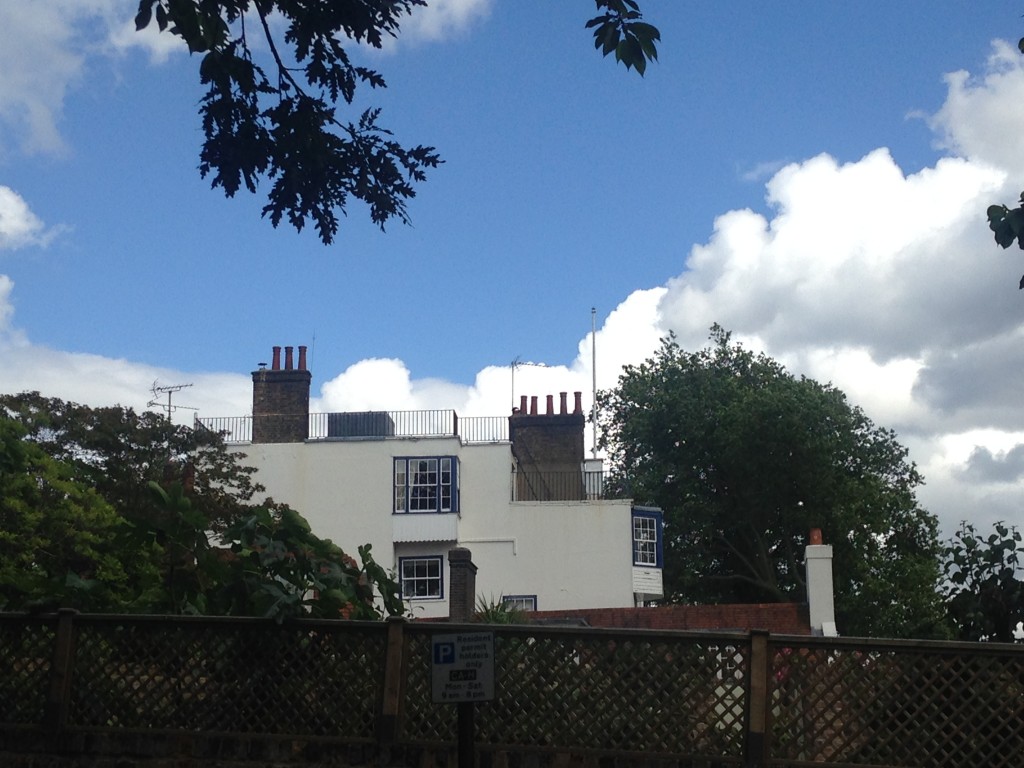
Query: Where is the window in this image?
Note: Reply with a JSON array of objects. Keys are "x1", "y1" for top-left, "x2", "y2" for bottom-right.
[
  {"x1": 399, "y1": 556, "x2": 443, "y2": 599},
  {"x1": 394, "y1": 457, "x2": 457, "y2": 513},
  {"x1": 632, "y1": 507, "x2": 663, "y2": 567},
  {"x1": 502, "y1": 595, "x2": 537, "y2": 612}
]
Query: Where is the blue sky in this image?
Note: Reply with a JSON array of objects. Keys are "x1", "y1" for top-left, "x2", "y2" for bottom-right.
[{"x1": 3, "y1": 1, "x2": 1024, "y2": 536}]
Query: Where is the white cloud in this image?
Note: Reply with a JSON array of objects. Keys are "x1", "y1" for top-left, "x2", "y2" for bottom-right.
[
  {"x1": 930, "y1": 40, "x2": 1024, "y2": 177},
  {"x1": 0, "y1": 187, "x2": 55, "y2": 250},
  {"x1": 401, "y1": 0, "x2": 493, "y2": 42}
]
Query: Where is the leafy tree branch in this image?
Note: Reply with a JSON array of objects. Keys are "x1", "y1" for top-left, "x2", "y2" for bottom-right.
[{"x1": 133, "y1": 1, "x2": 658, "y2": 244}]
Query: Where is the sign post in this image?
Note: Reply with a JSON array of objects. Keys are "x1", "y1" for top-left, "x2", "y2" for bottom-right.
[{"x1": 432, "y1": 632, "x2": 495, "y2": 768}]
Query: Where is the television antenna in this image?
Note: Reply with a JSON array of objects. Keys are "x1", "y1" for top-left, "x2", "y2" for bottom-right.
[
  {"x1": 148, "y1": 381, "x2": 197, "y2": 423},
  {"x1": 510, "y1": 357, "x2": 548, "y2": 410}
]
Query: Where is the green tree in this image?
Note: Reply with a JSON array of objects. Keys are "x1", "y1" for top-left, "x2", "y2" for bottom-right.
[
  {"x1": 0, "y1": 395, "x2": 403, "y2": 619},
  {"x1": 132, "y1": 0, "x2": 659, "y2": 244},
  {"x1": 0, "y1": 391, "x2": 261, "y2": 535},
  {"x1": 597, "y1": 327, "x2": 946, "y2": 638},
  {"x1": 943, "y1": 521, "x2": 1024, "y2": 642},
  {"x1": 0, "y1": 416, "x2": 132, "y2": 610}
]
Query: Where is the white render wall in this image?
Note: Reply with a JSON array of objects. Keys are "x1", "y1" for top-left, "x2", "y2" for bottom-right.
[{"x1": 232, "y1": 437, "x2": 639, "y2": 619}]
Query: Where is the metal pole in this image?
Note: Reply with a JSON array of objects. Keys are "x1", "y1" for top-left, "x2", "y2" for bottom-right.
[
  {"x1": 458, "y1": 701, "x2": 475, "y2": 768},
  {"x1": 591, "y1": 307, "x2": 598, "y2": 457}
]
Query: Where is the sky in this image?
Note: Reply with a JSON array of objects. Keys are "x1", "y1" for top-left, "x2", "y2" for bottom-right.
[{"x1": 3, "y1": 1, "x2": 1024, "y2": 539}]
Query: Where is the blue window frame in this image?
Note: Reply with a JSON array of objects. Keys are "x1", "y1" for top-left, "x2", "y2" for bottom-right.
[
  {"x1": 394, "y1": 456, "x2": 458, "y2": 513},
  {"x1": 631, "y1": 507, "x2": 664, "y2": 567},
  {"x1": 399, "y1": 556, "x2": 444, "y2": 599}
]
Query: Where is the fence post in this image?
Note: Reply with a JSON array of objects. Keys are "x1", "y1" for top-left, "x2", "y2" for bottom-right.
[
  {"x1": 378, "y1": 617, "x2": 407, "y2": 746},
  {"x1": 44, "y1": 608, "x2": 78, "y2": 732},
  {"x1": 744, "y1": 630, "x2": 769, "y2": 767}
]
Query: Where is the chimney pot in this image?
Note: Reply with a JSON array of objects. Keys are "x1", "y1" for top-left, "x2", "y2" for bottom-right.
[
  {"x1": 560, "y1": 392, "x2": 568, "y2": 414},
  {"x1": 573, "y1": 392, "x2": 583, "y2": 414},
  {"x1": 519, "y1": 395, "x2": 528, "y2": 414},
  {"x1": 272, "y1": 346, "x2": 282, "y2": 371},
  {"x1": 285, "y1": 346, "x2": 294, "y2": 370},
  {"x1": 810, "y1": 528, "x2": 823, "y2": 545},
  {"x1": 298, "y1": 345, "x2": 307, "y2": 371},
  {"x1": 530, "y1": 396, "x2": 538, "y2": 415},
  {"x1": 546, "y1": 394, "x2": 554, "y2": 415}
]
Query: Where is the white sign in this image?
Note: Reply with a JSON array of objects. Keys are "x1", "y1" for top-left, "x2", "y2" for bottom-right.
[{"x1": 431, "y1": 632, "x2": 494, "y2": 703}]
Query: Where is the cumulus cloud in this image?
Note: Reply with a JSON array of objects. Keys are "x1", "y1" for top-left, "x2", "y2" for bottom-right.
[{"x1": 962, "y1": 443, "x2": 1024, "y2": 483}]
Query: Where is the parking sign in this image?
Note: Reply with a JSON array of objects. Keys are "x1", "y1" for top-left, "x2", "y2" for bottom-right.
[{"x1": 431, "y1": 632, "x2": 494, "y2": 703}]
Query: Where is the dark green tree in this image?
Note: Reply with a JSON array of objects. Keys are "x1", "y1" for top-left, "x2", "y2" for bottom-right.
[
  {"x1": 0, "y1": 391, "x2": 260, "y2": 535},
  {"x1": 943, "y1": 521, "x2": 1024, "y2": 642},
  {"x1": 132, "y1": 0, "x2": 659, "y2": 244},
  {"x1": 0, "y1": 416, "x2": 132, "y2": 610},
  {"x1": 597, "y1": 327, "x2": 946, "y2": 638},
  {"x1": 0, "y1": 394, "x2": 403, "y2": 619}
]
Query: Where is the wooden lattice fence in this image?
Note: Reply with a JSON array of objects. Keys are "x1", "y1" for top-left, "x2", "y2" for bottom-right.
[{"x1": 1, "y1": 611, "x2": 1022, "y2": 767}]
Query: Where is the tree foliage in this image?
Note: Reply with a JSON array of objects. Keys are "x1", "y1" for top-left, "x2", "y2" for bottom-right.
[
  {"x1": 597, "y1": 327, "x2": 945, "y2": 638},
  {"x1": 943, "y1": 521, "x2": 1024, "y2": 642},
  {"x1": 133, "y1": 1, "x2": 658, "y2": 244},
  {"x1": 0, "y1": 391, "x2": 259, "y2": 535},
  {"x1": 0, "y1": 417, "x2": 130, "y2": 610},
  {"x1": 0, "y1": 393, "x2": 403, "y2": 620}
]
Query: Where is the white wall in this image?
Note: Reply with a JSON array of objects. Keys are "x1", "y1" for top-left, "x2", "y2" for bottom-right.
[{"x1": 232, "y1": 437, "x2": 640, "y2": 618}]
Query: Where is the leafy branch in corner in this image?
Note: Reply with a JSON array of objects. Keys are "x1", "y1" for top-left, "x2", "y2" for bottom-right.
[
  {"x1": 135, "y1": 0, "x2": 441, "y2": 245},
  {"x1": 134, "y1": 1, "x2": 659, "y2": 244}
]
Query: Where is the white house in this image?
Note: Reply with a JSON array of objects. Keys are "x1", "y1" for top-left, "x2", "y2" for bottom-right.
[{"x1": 199, "y1": 345, "x2": 664, "y2": 619}]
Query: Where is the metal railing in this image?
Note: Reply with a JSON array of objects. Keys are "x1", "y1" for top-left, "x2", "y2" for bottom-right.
[
  {"x1": 4, "y1": 611, "x2": 1024, "y2": 766},
  {"x1": 197, "y1": 411, "x2": 511, "y2": 444},
  {"x1": 511, "y1": 469, "x2": 620, "y2": 501}
]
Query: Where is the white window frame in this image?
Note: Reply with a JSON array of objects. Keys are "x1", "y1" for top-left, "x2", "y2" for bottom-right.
[
  {"x1": 633, "y1": 514, "x2": 659, "y2": 566},
  {"x1": 502, "y1": 595, "x2": 537, "y2": 612},
  {"x1": 399, "y1": 556, "x2": 444, "y2": 600},
  {"x1": 394, "y1": 457, "x2": 457, "y2": 513}
]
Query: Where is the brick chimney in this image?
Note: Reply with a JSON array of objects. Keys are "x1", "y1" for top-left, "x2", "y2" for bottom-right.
[
  {"x1": 252, "y1": 345, "x2": 311, "y2": 443},
  {"x1": 509, "y1": 392, "x2": 586, "y2": 501},
  {"x1": 448, "y1": 548, "x2": 477, "y2": 623},
  {"x1": 805, "y1": 528, "x2": 837, "y2": 636}
]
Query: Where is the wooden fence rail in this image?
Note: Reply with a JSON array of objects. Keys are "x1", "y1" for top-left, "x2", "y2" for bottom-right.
[{"x1": 1, "y1": 611, "x2": 1023, "y2": 767}]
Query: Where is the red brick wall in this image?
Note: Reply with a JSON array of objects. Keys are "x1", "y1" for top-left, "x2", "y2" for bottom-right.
[{"x1": 527, "y1": 603, "x2": 812, "y2": 634}]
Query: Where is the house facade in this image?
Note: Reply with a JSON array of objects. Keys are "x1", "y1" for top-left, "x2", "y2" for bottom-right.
[{"x1": 201, "y1": 345, "x2": 664, "y2": 619}]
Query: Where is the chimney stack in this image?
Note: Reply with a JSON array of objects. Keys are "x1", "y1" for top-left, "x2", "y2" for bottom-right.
[
  {"x1": 509, "y1": 392, "x2": 586, "y2": 501},
  {"x1": 252, "y1": 344, "x2": 312, "y2": 443},
  {"x1": 805, "y1": 529, "x2": 837, "y2": 636},
  {"x1": 448, "y1": 548, "x2": 478, "y2": 623}
]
